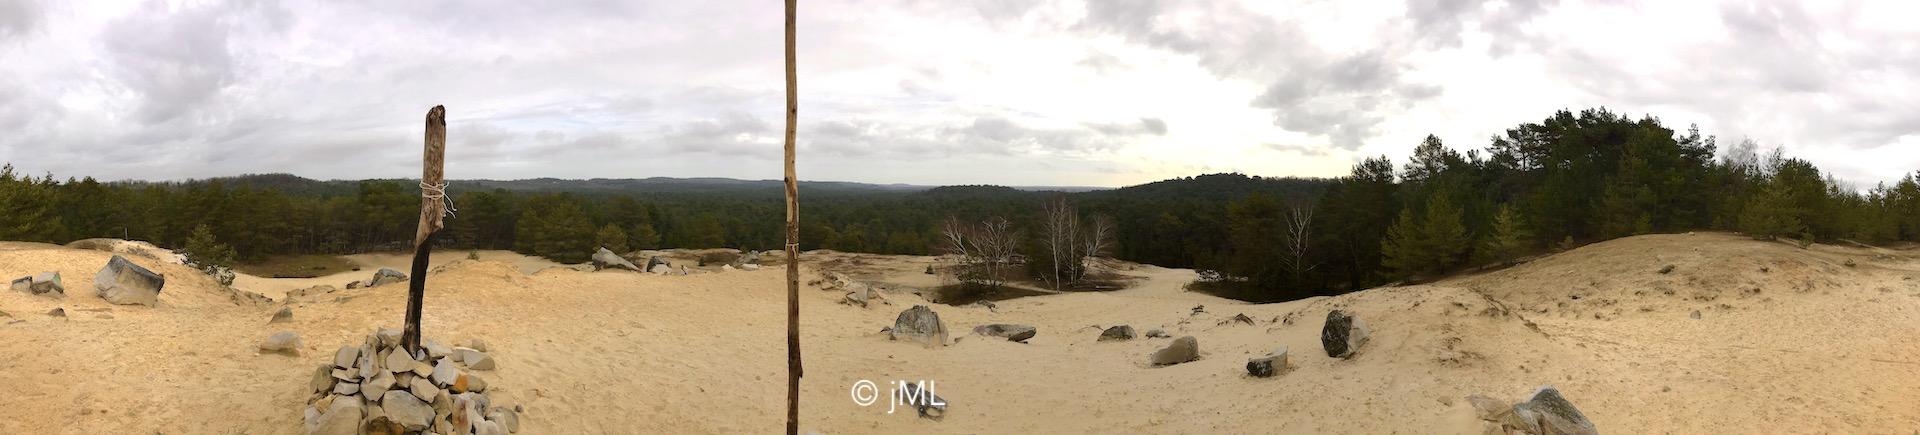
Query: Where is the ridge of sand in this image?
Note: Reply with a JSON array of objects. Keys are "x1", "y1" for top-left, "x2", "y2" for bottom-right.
[{"x1": 0, "y1": 232, "x2": 1915, "y2": 433}]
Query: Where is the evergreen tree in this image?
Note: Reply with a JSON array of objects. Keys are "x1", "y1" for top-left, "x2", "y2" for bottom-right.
[
  {"x1": 1475, "y1": 204, "x2": 1533, "y2": 264},
  {"x1": 1380, "y1": 207, "x2": 1427, "y2": 278},
  {"x1": 595, "y1": 223, "x2": 629, "y2": 253},
  {"x1": 629, "y1": 222, "x2": 662, "y2": 250},
  {"x1": 181, "y1": 223, "x2": 236, "y2": 270}
]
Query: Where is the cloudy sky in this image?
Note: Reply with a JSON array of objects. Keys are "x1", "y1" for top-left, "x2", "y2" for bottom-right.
[{"x1": 0, "y1": 0, "x2": 1914, "y2": 188}]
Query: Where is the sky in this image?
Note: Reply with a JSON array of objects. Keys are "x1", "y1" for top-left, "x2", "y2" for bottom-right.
[{"x1": 0, "y1": 0, "x2": 1915, "y2": 188}]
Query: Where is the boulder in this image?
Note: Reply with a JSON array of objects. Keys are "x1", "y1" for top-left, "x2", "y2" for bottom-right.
[
  {"x1": 645, "y1": 256, "x2": 671, "y2": 272},
  {"x1": 888, "y1": 305, "x2": 948, "y2": 347},
  {"x1": 1320, "y1": 310, "x2": 1370, "y2": 359},
  {"x1": 1098, "y1": 325, "x2": 1136, "y2": 341},
  {"x1": 11, "y1": 272, "x2": 62, "y2": 297},
  {"x1": 94, "y1": 255, "x2": 164, "y2": 306},
  {"x1": 1512, "y1": 386, "x2": 1598, "y2": 435},
  {"x1": 367, "y1": 268, "x2": 408, "y2": 287},
  {"x1": 382, "y1": 390, "x2": 436, "y2": 431},
  {"x1": 1246, "y1": 346, "x2": 1289, "y2": 377},
  {"x1": 591, "y1": 247, "x2": 641, "y2": 271},
  {"x1": 1144, "y1": 329, "x2": 1169, "y2": 338},
  {"x1": 260, "y1": 331, "x2": 303, "y2": 355},
  {"x1": 971, "y1": 324, "x2": 1037, "y2": 343},
  {"x1": 310, "y1": 394, "x2": 364, "y2": 435},
  {"x1": 1150, "y1": 336, "x2": 1200, "y2": 366},
  {"x1": 334, "y1": 346, "x2": 361, "y2": 369},
  {"x1": 269, "y1": 306, "x2": 293, "y2": 324}
]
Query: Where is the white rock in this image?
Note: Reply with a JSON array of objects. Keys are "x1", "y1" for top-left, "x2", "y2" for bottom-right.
[
  {"x1": 258, "y1": 331, "x2": 302, "y2": 355},
  {"x1": 382, "y1": 390, "x2": 435, "y2": 431},
  {"x1": 333, "y1": 346, "x2": 360, "y2": 368},
  {"x1": 432, "y1": 358, "x2": 459, "y2": 385}
]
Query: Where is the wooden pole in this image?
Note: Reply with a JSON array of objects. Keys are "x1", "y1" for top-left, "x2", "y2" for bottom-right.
[
  {"x1": 403, "y1": 105, "x2": 448, "y2": 354},
  {"x1": 782, "y1": 1, "x2": 802, "y2": 433}
]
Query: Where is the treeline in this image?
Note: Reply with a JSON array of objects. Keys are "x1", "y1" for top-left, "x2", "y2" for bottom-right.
[
  {"x1": 1220, "y1": 108, "x2": 1920, "y2": 301},
  {"x1": 0, "y1": 108, "x2": 1913, "y2": 302}
]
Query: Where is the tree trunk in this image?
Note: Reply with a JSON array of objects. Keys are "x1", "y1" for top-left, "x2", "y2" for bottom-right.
[{"x1": 402, "y1": 105, "x2": 448, "y2": 354}]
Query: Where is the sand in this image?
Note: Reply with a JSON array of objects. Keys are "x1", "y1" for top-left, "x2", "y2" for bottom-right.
[{"x1": 0, "y1": 232, "x2": 1916, "y2": 433}]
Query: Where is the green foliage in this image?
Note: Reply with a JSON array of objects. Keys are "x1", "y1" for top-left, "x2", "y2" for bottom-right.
[
  {"x1": 1475, "y1": 204, "x2": 1533, "y2": 264},
  {"x1": 595, "y1": 223, "x2": 629, "y2": 253},
  {"x1": 182, "y1": 223, "x2": 237, "y2": 270},
  {"x1": 1381, "y1": 194, "x2": 1467, "y2": 278},
  {"x1": 1225, "y1": 193, "x2": 1287, "y2": 291},
  {"x1": 629, "y1": 223, "x2": 662, "y2": 250},
  {"x1": 513, "y1": 194, "x2": 596, "y2": 263}
]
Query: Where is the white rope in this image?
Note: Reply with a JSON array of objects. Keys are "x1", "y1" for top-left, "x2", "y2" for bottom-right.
[{"x1": 420, "y1": 180, "x2": 457, "y2": 218}]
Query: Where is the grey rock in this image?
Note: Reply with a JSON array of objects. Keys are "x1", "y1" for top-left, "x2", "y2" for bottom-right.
[
  {"x1": 1144, "y1": 329, "x2": 1169, "y2": 338},
  {"x1": 310, "y1": 364, "x2": 335, "y2": 393},
  {"x1": 740, "y1": 263, "x2": 761, "y2": 271},
  {"x1": 376, "y1": 327, "x2": 402, "y2": 348},
  {"x1": 468, "y1": 339, "x2": 488, "y2": 353},
  {"x1": 1512, "y1": 386, "x2": 1598, "y2": 435},
  {"x1": 8, "y1": 276, "x2": 28, "y2": 293},
  {"x1": 334, "y1": 346, "x2": 360, "y2": 369},
  {"x1": 46, "y1": 307, "x2": 65, "y2": 317},
  {"x1": 432, "y1": 358, "x2": 459, "y2": 385},
  {"x1": 364, "y1": 371, "x2": 396, "y2": 401},
  {"x1": 259, "y1": 331, "x2": 303, "y2": 355},
  {"x1": 346, "y1": 281, "x2": 363, "y2": 290},
  {"x1": 1150, "y1": 336, "x2": 1200, "y2": 366},
  {"x1": 971, "y1": 324, "x2": 1037, "y2": 343},
  {"x1": 465, "y1": 351, "x2": 497, "y2": 371},
  {"x1": 410, "y1": 377, "x2": 441, "y2": 402},
  {"x1": 475, "y1": 420, "x2": 505, "y2": 435},
  {"x1": 1690, "y1": 310, "x2": 1702, "y2": 320},
  {"x1": 209, "y1": 265, "x2": 236, "y2": 287},
  {"x1": 888, "y1": 305, "x2": 948, "y2": 347},
  {"x1": 1098, "y1": 325, "x2": 1136, "y2": 341},
  {"x1": 331, "y1": 368, "x2": 356, "y2": 382},
  {"x1": 268, "y1": 306, "x2": 292, "y2": 324},
  {"x1": 451, "y1": 347, "x2": 482, "y2": 364},
  {"x1": 423, "y1": 339, "x2": 453, "y2": 359},
  {"x1": 591, "y1": 247, "x2": 642, "y2": 271},
  {"x1": 93, "y1": 255, "x2": 164, "y2": 306},
  {"x1": 367, "y1": 268, "x2": 408, "y2": 287},
  {"x1": 1320, "y1": 310, "x2": 1370, "y2": 359},
  {"x1": 382, "y1": 390, "x2": 435, "y2": 431},
  {"x1": 385, "y1": 347, "x2": 417, "y2": 371},
  {"x1": 13, "y1": 272, "x2": 63, "y2": 297},
  {"x1": 1246, "y1": 346, "x2": 1289, "y2": 377},
  {"x1": 309, "y1": 394, "x2": 363, "y2": 435},
  {"x1": 645, "y1": 256, "x2": 672, "y2": 272},
  {"x1": 488, "y1": 407, "x2": 521, "y2": 433},
  {"x1": 332, "y1": 380, "x2": 361, "y2": 396}
]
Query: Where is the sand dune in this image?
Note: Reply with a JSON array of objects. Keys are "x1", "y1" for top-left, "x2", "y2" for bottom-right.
[{"x1": 0, "y1": 232, "x2": 1916, "y2": 433}]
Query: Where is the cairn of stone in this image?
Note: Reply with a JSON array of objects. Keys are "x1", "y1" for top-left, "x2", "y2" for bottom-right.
[{"x1": 303, "y1": 327, "x2": 520, "y2": 435}]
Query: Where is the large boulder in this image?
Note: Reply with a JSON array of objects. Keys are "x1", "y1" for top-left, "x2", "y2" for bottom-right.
[
  {"x1": 1246, "y1": 346, "x2": 1289, "y2": 377},
  {"x1": 889, "y1": 305, "x2": 948, "y2": 347},
  {"x1": 11, "y1": 272, "x2": 63, "y2": 297},
  {"x1": 1470, "y1": 386, "x2": 1599, "y2": 435},
  {"x1": 94, "y1": 255, "x2": 164, "y2": 306},
  {"x1": 1150, "y1": 336, "x2": 1199, "y2": 366},
  {"x1": 971, "y1": 324, "x2": 1037, "y2": 343},
  {"x1": 1513, "y1": 386, "x2": 1598, "y2": 435},
  {"x1": 591, "y1": 247, "x2": 641, "y2": 271},
  {"x1": 1320, "y1": 310, "x2": 1370, "y2": 359},
  {"x1": 1098, "y1": 325, "x2": 1136, "y2": 341},
  {"x1": 366, "y1": 268, "x2": 409, "y2": 287},
  {"x1": 645, "y1": 257, "x2": 672, "y2": 274}
]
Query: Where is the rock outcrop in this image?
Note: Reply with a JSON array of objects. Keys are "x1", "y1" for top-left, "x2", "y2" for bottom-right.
[
  {"x1": 971, "y1": 324, "x2": 1037, "y2": 343},
  {"x1": 591, "y1": 247, "x2": 641, "y2": 271},
  {"x1": 1150, "y1": 336, "x2": 1199, "y2": 366},
  {"x1": 889, "y1": 305, "x2": 948, "y2": 347},
  {"x1": 1320, "y1": 310, "x2": 1370, "y2": 359},
  {"x1": 94, "y1": 255, "x2": 164, "y2": 306}
]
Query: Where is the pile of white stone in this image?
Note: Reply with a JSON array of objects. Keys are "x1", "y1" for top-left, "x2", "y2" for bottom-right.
[{"x1": 304, "y1": 328, "x2": 520, "y2": 435}]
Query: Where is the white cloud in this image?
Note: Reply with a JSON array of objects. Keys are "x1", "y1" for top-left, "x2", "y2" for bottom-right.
[{"x1": 0, "y1": 0, "x2": 1911, "y2": 188}]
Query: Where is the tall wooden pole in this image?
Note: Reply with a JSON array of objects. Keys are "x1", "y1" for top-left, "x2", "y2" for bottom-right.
[
  {"x1": 403, "y1": 105, "x2": 448, "y2": 354},
  {"x1": 782, "y1": 1, "x2": 802, "y2": 433}
]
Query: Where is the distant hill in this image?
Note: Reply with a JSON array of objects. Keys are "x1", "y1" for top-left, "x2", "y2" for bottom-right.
[{"x1": 154, "y1": 174, "x2": 1104, "y2": 197}]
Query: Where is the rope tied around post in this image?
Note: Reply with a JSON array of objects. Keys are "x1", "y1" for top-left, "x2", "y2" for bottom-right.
[{"x1": 418, "y1": 180, "x2": 457, "y2": 218}]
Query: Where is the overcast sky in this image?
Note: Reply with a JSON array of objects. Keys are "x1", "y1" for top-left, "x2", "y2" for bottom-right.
[{"x1": 0, "y1": 0, "x2": 1914, "y2": 188}]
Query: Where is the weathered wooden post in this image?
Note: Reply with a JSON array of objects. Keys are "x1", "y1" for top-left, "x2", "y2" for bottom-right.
[
  {"x1": 783, "y1": 0, "x2": 802, "y2": 433},
  {"x1": 403, "y1": 105, "x2": 449, "y2": 354}
]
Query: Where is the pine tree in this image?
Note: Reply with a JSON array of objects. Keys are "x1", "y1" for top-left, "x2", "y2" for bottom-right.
[
  {"x1": 595, "y1": 224, "x2": 629, "y2": 253},
  {"x1": 1421, "y1": 194, "x2": 1468, "y2": 272},
  {"x1": 1475, "y1": 204, "x2": 1533, "y2": 264},
  {"x1": 1738, "y1": 181, "x2": 1802, "y2": 240},
  {"x1": 1380, "y1": 208, "x2": 1426, "y2": 279},
  {"x1": 629, "y1": 222, "x2": 662, "y2": 250},
  {"x1": 181, "y1": 223, "x2": 236, "y2": 270}
]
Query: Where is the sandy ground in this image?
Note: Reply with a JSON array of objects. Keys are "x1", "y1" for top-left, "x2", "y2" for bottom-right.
[
  {"x1": 0, "y1": 232, "x2": 1916, "y2": 433},
  {"x1": 231, "y1": 250, "x2": 569, "y2": 301}
]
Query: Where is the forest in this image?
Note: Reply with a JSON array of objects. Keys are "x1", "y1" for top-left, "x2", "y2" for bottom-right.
[{"x1": 1, "y1": 108, "x2": 1916, "y2": 302}]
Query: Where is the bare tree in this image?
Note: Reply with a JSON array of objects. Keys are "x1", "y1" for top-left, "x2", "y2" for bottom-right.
[
  {"x1": 1080, "y1": 214, "x2": 1116, "y2": 275},
  {"x1": 1281, "y1": 201, "x2": 1319, "y2": 282},
  {"x1": 941, "y1": 216, "x2": 1018, "y2": 289},
  {"x1": 1041, "y1": 197, "x2": 1081, "y2": 290}
]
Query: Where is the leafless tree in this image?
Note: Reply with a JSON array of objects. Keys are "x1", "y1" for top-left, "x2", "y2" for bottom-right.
[
  {"x1": 1281, "y1": 201, "x2": 1319, "y2": 282},
  {"x1": 941, "y1": 216, "x2": 1018, "y2": 288},
  {"x1": 1082, "y1": 214, "x2": 1115, "y2": 260},
  {"x1": 1041, "y1": 197, "x2": 1082, "y2": 290}
]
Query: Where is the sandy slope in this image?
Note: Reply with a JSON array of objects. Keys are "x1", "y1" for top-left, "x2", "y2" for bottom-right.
[{"x1": 0, "y1": 233, "x2": 1915, "y2": 434}]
